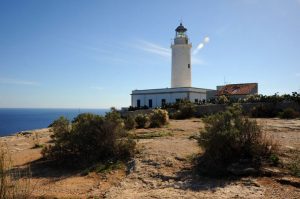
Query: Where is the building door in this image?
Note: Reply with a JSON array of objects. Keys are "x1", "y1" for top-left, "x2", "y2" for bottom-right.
[
  {"x1": 161, "y1": 99, "x2": 166, "y2": 106},
  {"x1": 137, "y1": 99, "x2": 140, "y2": 108},
  {"x1": 148, "y1": 99, "x2": 152, "y2": 108}
]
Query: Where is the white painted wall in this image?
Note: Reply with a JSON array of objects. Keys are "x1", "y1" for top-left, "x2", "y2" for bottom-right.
[
  {"x1": 131, "y1": 88, "x2": 210, "y2": 108},
  {"x1": 171, "y1": 37, "x2": 192, "y2": 88}
]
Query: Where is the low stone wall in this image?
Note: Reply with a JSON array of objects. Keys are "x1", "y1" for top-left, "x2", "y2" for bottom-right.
[
  {"x1": 121, "y1": 102, "x2": 300, "y2": 118},
  {"x1": 195, "y1": 102, "x2": 300, "y2": 117}
]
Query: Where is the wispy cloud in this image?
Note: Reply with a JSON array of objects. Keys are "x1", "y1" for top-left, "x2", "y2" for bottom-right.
[
  {"x1": 135, "y1": 40, "x2": 171, "y2": 58},
  {"x1": 193, "y1": 36, "x2": 210, "y2": 55},
  {"x1": 90, "y1": 86, "x2": 104, "y2": 91},
  {"x1": 0, "y1": 77, "x2": 39, "y2": 86},
  {"x1": 135, "y1": 40, "x2": 205, "y2": 65}
]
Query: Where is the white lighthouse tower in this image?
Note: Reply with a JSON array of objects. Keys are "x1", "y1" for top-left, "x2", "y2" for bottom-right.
[
  {"x1": 131, "y1": 22, "x2": 215, "y2": 108},
  {"x1": 171, "y1": 23, "x2": 192, "y2": 88}
]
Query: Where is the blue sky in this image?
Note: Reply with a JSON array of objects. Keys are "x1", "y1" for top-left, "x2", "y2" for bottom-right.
[{"x1": 0, "y1": 0, "x2": 299, "y2": 108}]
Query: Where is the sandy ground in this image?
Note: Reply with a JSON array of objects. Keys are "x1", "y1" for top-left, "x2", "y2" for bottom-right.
[{"x1": 0, "y1": 118, "x2": 299, "y2": 198}]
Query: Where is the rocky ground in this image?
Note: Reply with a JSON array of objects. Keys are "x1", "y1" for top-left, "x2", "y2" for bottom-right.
[{"x1": 0, "y1": 118, "x2": 299, "y2": 198}]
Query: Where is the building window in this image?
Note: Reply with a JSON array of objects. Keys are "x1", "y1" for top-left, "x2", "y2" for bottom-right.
[
  {"x1": 161, "y1": 99, "x2": 166, "y2": 106},
  {"x1": 137, "y1": 99, "x2": 140, "y2": 108},
  {"x1": 188, "y1": 64, "x2": 190, "y2": 69},
  {"x1": 148, "y1": 99, "x2": 152, "y2": 108},
  {"x1": 176, "y1": 98, "x2": 180, "y2": 103},
  {"x1": 194, "y1": 99, "x2": 198, "y2": 103}
]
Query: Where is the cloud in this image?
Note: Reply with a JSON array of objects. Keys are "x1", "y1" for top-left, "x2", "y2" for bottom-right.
[
  {"x1": 135, "y1": 40, "x2": 205, "y2": 65},
  {"x1": 90, "y1": 86, "x2": 104, "y2": 91},
  {"x1": 193, "y1": 36, "x2": 210, "y2": 55},
  {"x1": 0, "y1": 77, "x2": 39, "y2": 86},
  {"x1": 135, "y1": 40, "x2": 171, "y2": 58}
]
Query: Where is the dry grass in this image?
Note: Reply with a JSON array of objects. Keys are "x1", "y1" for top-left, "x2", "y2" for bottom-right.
[{"x1": 0, "y1": 145, "x2": 32, "y2": 199}]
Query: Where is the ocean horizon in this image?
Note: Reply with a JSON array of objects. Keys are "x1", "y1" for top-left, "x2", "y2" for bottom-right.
[{"x1": 0, "y1": 108, "x2": 109, "y2": 136}]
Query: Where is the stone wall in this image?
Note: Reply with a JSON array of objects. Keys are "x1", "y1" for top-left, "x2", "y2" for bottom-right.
[{"x1": 195, "y1": 102, "x2": 300, "y2": 117}]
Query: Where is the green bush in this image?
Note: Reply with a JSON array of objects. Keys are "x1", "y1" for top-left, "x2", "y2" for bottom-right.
[
  {"x1": 278, "y1": 108, "x2": 300, "y2": 119},
  {"x1": 250, "y1": 104, "x2": 277, "y2": 118},
  {"x1": 135, "y1": 114, "x2": 149, "y2": 128},
  {"x1": 170, "y1": 100, "x2": 196, "y2": 119},
  {"x1": 42, "y1": 113, "x2": 136, "y2": 167},
  {"x1": 124, "y1": 116, "x2": 136, "y2": 130},
  {"x1": 198, "y1": 105, "x2": 277, "y2": 176},
  {"x1": 288, "y1": 154, "x2": 300, "y2": 177},
  {"x1": 149, "y1": 109, "x2": 169, "y2": 128},
  {"x1": 217, "y1": 95, "x2": 229, "y2": 104}
]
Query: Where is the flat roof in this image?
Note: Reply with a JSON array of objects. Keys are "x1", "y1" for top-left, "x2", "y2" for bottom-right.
[{"x1": 131, "y1": 87, "x2": 215, "y2": 95}]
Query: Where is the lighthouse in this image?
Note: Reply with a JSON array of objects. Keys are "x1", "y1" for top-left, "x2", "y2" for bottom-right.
[
  {"x1": 131, "y1": 22, "x2": 215, "y2": 108},
  {"x1": 171, "y1": 23, "x2": 192, "y2": 88}
]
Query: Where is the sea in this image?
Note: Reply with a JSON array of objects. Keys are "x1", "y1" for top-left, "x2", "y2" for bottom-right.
[{"x1": 0, "y1": 108, "x2": 109, "y2": 136}]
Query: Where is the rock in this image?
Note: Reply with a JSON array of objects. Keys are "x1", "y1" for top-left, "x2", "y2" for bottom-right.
[
  {"x1": 261, "y1": 167, "x2": 284, "y2": 177},
  {"x1": 175, "y1": 156, "x2": 186, "y2": 161},
  {"x1": 228, "y1": 164, "x2": 258, "y2": 176}
]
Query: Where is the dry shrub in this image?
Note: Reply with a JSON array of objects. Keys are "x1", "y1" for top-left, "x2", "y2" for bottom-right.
[
  {"x1": 198, "y1": 105, "x2": 278, "y2": 176},
  {"x1": 42, "y1": 113, "x2": 136, "y2": 168},
  {"x1": 278, "y1": 108, "x2": 300, "y2": 119},
  {"x1": 170, "y1": 100, "x2": 196, "y2": 119},
  {"x1": 149, "y1": 109, "x2": 169, "y2": 128},
  {"x1": 124, "y1": 116, "x2": 136, "y2": 130},
  {"x1": 135, "y1": 114, "x2": 149, "y2": 128},
  {"x1": 0, "y1": 146, "x2": 32, "y2": 199}
]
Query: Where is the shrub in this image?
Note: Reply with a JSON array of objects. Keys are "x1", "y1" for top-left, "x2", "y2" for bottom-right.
[
  {"x1": 42, "y1": 113, "x2": 135, "y2": 168},
  {"x1": 170, "y1": 100, "x2": 196, "y2": 119},
  {"x1": 149, "y1": 109, "x2": 169, "y2": 128},
  {"x1": 124, "y1": 116, "x2": 136, "y2": 130},
  {"x1": 217, "y1": 95, "x2": 229, "y2": 104},
  {"x1": 198, "y1": 105, "x2": 277, "y2": 176},
  {"x1": 288, "y1": 153, "x2": 300, "y2": 177},
  {"x1": 105, "y1": 107, "x2": 124, "y2": 128},
  {"x1": 135, "y1": 114, "x2": 149, "y2": 128},
  {"x1": 250, "y1": 104, "x2": 277, "y2": 118},
  {"x1": 278, "y1": 108, "x2": 300, "y2": 119}
]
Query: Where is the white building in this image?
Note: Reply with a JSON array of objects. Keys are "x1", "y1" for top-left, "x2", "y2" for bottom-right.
[{"x1": 131, "y1": 23, "x2": 215, "y2": 108}]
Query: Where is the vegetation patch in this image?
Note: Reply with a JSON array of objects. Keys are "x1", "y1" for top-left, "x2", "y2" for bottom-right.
[
  {"x1": 42, "y1": 109, "x2": 136, "y2": 169},
  {"x1": 135, "y1": 114, "x2": 149, "y2": 128},
  {"x1": 149, "y1": 109, "x2": 169, "y2": 128},
  {"x1": 81, "y1": 161, "x2": 125, "y2": 176},
  {"x1": 278, "y1": 108, "x2": 300, "y2": 119},
  {"x1": 197, "y1": 105, "x2": 278, "y2": 176},
  {"x1": 0, "y1": 146, "x2": 32, "y2": 198},
  {"x1": 130, "y1": 131, "x2": 172, "y2": 139}
]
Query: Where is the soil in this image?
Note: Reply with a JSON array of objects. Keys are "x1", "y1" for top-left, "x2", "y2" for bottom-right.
[{"x1": 0, "y1": 118, "x2": 299, "y2": 198}]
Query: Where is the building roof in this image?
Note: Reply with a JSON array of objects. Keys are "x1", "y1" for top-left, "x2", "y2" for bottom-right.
[
  {"x1": 175, "y1": 23, "x2": 187, "y2": 32},
  {"x1": 132, "y1": 87, "x2": 214, "y2": 95},
  {"x1": 216, "y1": 83, "x2": 257, "y2": 96}
]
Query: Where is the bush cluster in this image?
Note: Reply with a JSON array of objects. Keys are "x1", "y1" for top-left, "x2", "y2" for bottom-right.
[
  {"x1": 169, "y1": 100, "x2": 196, "y2": 119},
  {"x1": 43, "y1": 111, "x2": 136, "y2": 167},
  {"x1": 250, "y1": 104, "x2": 277, "y2": 118},
  {"x1": 198, "y1": 105, "x2": 277, "y2": 176},
  {"x1": 149, "y1": 109, "x2": 169, "y2": 128},
  {"x1": 278, "y1": 108, "x2": 300, "y2": 119},
  {"x1": 135, "y1": 114, "x2": 149, "y2": 128}
]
